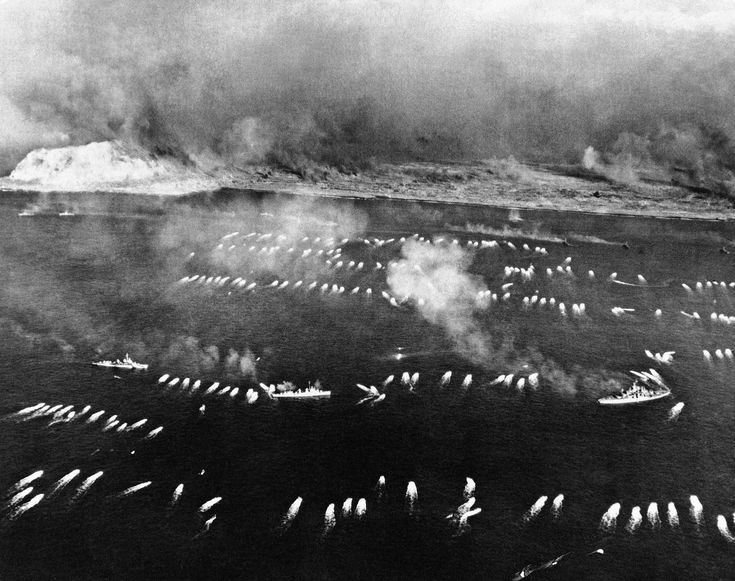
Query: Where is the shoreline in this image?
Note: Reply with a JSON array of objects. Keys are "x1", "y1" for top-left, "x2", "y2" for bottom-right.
[{"x1": 3, "y1": 160, "x2": 735, "y2": 223}]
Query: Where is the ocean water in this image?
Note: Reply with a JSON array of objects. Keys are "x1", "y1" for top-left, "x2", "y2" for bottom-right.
[{"x1": 0, "y1": 191, "x2": 734, "y2": 580}]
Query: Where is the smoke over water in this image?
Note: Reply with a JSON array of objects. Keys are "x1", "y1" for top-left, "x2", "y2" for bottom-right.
[
  {"x1": 1, "y1": 1, "x2": 735, "y2": 178},
  {"x1": 387, "y1": 240, "x2": 490, "y2": 363}
]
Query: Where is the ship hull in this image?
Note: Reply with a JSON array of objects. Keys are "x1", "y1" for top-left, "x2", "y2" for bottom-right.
[
  {"x1": 598, "y1": 391, "x2": 671, "y2": 406},
  {"x1": 273, "y1": 392, "x2": 331, "y2": 399}
]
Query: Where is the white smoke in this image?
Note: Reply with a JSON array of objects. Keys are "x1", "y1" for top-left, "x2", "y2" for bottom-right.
[{"x1": 387, "y1": 239, "x2": 491, "y2": 363}]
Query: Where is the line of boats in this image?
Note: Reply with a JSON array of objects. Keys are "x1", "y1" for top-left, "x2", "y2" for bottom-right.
[{"x1": 93, "y1": 357, "x2": 669, "y2": 405}]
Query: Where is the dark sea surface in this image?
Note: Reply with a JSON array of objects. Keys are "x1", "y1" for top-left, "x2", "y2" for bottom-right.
[{"x1": 1, "y1": 191, "x2": 735, "y2": 580}]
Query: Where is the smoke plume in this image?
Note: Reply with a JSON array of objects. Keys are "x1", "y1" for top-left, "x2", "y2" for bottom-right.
[
  {"x1": 1, "y1": 1, "x2": 734, "y2": 178},
  {"x1": 387, "y1": 239, "x2": 490, "y2": 362}
]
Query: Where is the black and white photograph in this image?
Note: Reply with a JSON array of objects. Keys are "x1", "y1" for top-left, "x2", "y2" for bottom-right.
[{"x1": 0, "y1": 1, "x2": 734, "y2": 579}]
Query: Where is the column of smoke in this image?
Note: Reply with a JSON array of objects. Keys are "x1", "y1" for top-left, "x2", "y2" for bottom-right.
[
  {"x1": 387, "y1": 240, "x2": 601, "y2": 396},
  {"x1": 2, "y1": 2, "x2": 735, "y2": 180},
  {"x1": 387, "y1": 240, "x2": 492, "y2": 364}
]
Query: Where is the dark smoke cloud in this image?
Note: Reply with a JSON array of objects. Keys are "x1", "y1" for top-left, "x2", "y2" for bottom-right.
[{"x1": 1, "y1": 1, "x2": 735, "y2": 178}]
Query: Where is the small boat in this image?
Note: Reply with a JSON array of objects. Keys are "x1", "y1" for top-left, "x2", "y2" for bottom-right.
[
  {"x1": 92, "y1": 354, "x2": 148, "y2": 371},
  {"x1": 598, "y1": 369, "x2": 671, "y2": 406},
  {"x1": 59, "y1": 210, "x2": 75, "y2": 217},
  {"x1": 18, "y1": 210, "x2": 36, "y2": 217},
  {"x1": 272, "y1": 387, "x2": 331, "y2": 399}
]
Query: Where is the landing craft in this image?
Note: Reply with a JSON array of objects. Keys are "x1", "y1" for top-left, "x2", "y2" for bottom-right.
[
  {"x1": 322, "y1": 503, "x2": 336, "y2": 537},
  {"x1": 448, "y1": 497, "x2": 476, "y2": 518},
  {"x1": 144, "y1": 426, "x2": 163, "y2": 440},
  {"x1": 87, "y1": 410, "x2": 105, "y2": 424},
  {"x1": 48, "y1": 469, "x2": 81, "y2": 498},
  {"x1": 599, "y1": 502, "x2": 621, "y2": 532},
  {"x1": 355, "y1": 498, "x2": 367, "y2": 518},
  {"x1": 626, "y1": 506, "x2": 643, "y2": 533},
  {"x1": 689, "y1": 495, "x2": 704, "y2": 527},
  {"x1": 198, "y1": 496, "x2": 222, "y2": 513},
  {"x1": 551, "y1": 494, "x2": 564, "y2": 518},
  {"x1": 647, "y1": 502, "x2": 661, "y2": 529},
  {"x1": 71, "y1": 471, "x2": 104, "y2": 503},
  {"x1": 15, "y1": 403, "x2": 46, "y2": 416},
  {"x1": 117, "y1": 481, "x2": 152, "y2": 498},
  {"x1": 717, "y1": 515, "x2": 735, "y2": 542},
  {"x1": 464, "y1": 477, "x2": 476, "y2": 499},
  {"x1": 342, "y1": 498, "x2": 353, "y2": 518},
  {"x1": 6, "y1": 487, "x2": 34, "y2": 509},
  {"x1": 9, "y1": 493, "x2": 44, "y2": 520},
  {"x1": 667, "y1": 502, "x2": 680, "y2": 528}
]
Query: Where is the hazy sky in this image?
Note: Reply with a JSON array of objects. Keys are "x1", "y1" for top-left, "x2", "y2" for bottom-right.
[{"x1": 1, "y1": 0, "x2": 734, "y2": 172}]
